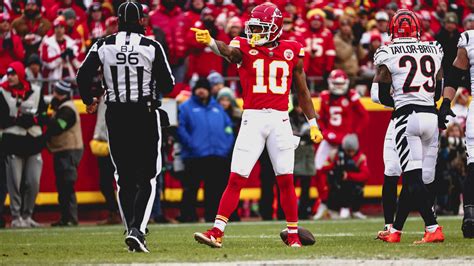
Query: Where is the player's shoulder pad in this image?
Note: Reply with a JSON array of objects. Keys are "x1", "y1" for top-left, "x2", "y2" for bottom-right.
[
  {"x1": 229, "y1": 36, "x2": 245, "y2": 49},
  {"x1": 426, "y1": 40, "x2": 444, "y2": 56},
  {"x1": 348, "y1": 89, "x2": 360, "y2": 102},
  {"x1": 320, "y1": 90, "x2": 330, "y2": 99},
  {"x1": 373, "y1": 45, "x2": 391, "y2": 67},
  {"x1": 321, "y1": 28, "x2": 333, "y2": 38},
  {"x1": 458, "y1": 30, "x2": 474, "y2": 49},
  {"x1": 281, "y1": 39, "x2": 305, "y2": 57}
]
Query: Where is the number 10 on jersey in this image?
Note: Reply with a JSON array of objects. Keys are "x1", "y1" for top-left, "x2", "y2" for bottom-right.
[{"x1": 253, "y1": 59, "x2": 290, "y2": 94}]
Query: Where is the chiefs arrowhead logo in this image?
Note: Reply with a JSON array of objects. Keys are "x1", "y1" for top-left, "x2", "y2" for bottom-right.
[
  {"x1": 342, "y1": 98, "x2": 349, "y2": 107},
  {"x1": 284, "y1": 49, "x2": 294, "y2": 61},
  {"x1": 249, "y1": 49, "x2": 259, "y2": 55}
]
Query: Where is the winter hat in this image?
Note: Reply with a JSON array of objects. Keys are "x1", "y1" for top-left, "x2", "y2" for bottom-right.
[
  {"x1": 53, "y1": 16, "x2": 67, "y2": 27},
  {"x1": 193, "y1": 78, "x2": 211, "y2": 93},
  {"x1": 464, "y1": 13, "x2": 474, "y2": 25},
  {"x1": 25, "y1": 0, "x2": 42, "y2": 6},
  {"x1": 7, "y1": 61, "x2": 27, "y2": 81},
  {"x1": 217, "y1": 87, "x2": 236, "y2": 104},
  {"x1": 445, "y1": 12, "x2": 458, "y2": 24},
  {"x1": 88, "y1": 2, "x2": 102, "y2": 13},
  {"x1": 26, "y1": 53, "x2": 42, "y2": 67},
  {"x1": 54, "y1": 80, "x2": 72, "y2": 95},
  {"x1": 342, "y1": 134, "x2": 359, "y2": 152},
  {"x1": 62, "y1": 8, "x2": 77, "y2": 20},
  {"x1": 207, "y1": 71, "x2": 225, "y2": 87},
  {"x1": 375, "y1": 11, "x2": 389, "y2": 22},
  {"x1": 3, "y1": 61, "x2": 31, "y2": 95}
]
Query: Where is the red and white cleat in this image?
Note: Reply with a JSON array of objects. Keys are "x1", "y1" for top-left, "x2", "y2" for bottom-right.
[
  {"x1": 194, "y1": 227, "x2": 224, "y2": 248},
  {"x1": 376, "y1": 229, "x2": 401, "y2": 243},
  {"x1": 376, "y1": 224, "x2": 392, "y2": 239},
  {"x1": 287, "y1": 233, "x2": 302, "y2": 248},
  {"x1": 414, "y1": 226, "x2": 444, "y2": 244}
]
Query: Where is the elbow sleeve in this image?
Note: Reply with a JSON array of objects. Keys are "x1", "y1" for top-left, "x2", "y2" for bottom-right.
[
  {"x1": 371, "y1": 82, "x2": 394, "y2": 107},
  {"x1": 445, "y1": 66, "x2": 469, "y2": 89}
]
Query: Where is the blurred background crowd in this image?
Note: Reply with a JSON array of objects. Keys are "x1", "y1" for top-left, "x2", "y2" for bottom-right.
[{"x1": 0, "y1": 0, "x2": 472, "y2": 228}]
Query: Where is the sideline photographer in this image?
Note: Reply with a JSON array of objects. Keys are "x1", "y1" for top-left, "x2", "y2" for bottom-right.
[{"x1": 322, "y1": 134, "x2": 370, "y2": 219}]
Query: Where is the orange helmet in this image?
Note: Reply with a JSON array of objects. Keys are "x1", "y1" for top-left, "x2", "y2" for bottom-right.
[{"x1": 388, "y1": 9, "x2": 421, "y2": 41}]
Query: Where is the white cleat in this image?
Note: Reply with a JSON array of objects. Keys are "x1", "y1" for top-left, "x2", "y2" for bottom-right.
[
  {"x1": 339, "y1": 208, "x2": 350, "y2": 219},
  {"x1": 23, "y1": 217, "x2": 42, "y2": 228},
  {"x1": 352, "y1": 211, "x2": 367, "y2": 219},
  {"x1": 313, "y1": 203, "x2": 327, "y2": 220}
]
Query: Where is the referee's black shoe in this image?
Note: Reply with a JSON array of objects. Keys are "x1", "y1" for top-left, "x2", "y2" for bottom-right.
[
  {"x1": 462, "y1": 205, "x2": 474, "y2": 238},
  {"x1": 125, "y1": 228, "x2": 149, "y2": 253}
]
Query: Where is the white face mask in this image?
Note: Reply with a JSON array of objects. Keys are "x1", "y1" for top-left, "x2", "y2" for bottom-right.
[{"x1": 244, "y1": 18, "x2": 281, "y2": 46}]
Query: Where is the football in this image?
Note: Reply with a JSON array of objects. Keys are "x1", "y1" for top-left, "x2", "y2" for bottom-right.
[{"x1": 280, "y1": 226, "x2": 316, "y2": 246}]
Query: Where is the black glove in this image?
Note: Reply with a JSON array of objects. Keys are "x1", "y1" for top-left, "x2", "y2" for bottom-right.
[
  {"x1": 65, "y1": 48, "x2": 75, "y2": 59},
  {"x1": 60, "y1": 49, "x2": 68, "y2": 59},
  {"x1": 438, "y1": 98, "x2": 456, "y2": 130},
  {"x1": 16, "y1": 114, "x2": 35, "y2": 129},
  {"x1": 2, "y1": 38, "x2": 13, "y2": 50}
]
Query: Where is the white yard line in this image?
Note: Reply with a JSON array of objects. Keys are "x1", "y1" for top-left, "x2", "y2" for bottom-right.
[
  {"x1": 0, "y1": 216, "x2": 463, "y2": 233},
  {"x1": 121, "y1": 258, "x2": 474, "y2": 266}
]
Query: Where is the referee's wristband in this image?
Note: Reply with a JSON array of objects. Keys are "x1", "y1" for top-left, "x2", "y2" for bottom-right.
[{"x1": 308, "y1": 118, "x2": 318, "y2": 127}]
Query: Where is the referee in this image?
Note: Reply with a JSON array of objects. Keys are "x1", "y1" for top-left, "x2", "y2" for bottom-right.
[{"x1": 77, "y1": 1, "x2": 174, "y2": 252}]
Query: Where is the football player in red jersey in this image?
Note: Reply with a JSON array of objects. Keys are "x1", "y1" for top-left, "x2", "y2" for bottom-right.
[
  {"x1": 280, "y1": 12, "x2": 305, "y2": 46},
  {"x1": 312, "y1": 70, "x2": 369, "y2": 219},
  {"x1": 191, "y1": 2, "x2": 323, "y2": 248},
  {"x1": 304, "y1": 12, "x2": 335, "y2": 90}
]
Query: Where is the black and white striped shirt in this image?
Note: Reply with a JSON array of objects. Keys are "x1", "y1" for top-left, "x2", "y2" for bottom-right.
[{"x1": 77, "y1": 31, "x2": 175, "y2": 105}]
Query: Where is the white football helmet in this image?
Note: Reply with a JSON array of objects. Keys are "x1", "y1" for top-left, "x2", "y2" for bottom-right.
[{"x1": 328, "y1": 69, "x2": 350, "y2": 96}]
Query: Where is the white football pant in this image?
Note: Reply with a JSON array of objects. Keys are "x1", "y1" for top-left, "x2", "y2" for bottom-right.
[
  {"x1": 392, "y1": 112, "x2": 438, "y2": 184},
  {"x1": 465, "y1": 101, "x2": 474, "y2": 164},
  {"x1": 314, "y1": 140, "x2": 337, "y2": 171},
  {"x1": 231, "y1": 109, "x2": 300, "y2": 177}
]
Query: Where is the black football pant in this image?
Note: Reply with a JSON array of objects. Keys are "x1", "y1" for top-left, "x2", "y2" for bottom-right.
[
  {"x1": 97, "y1": 156, "x2": 118, "y2": 213},
  {"x1": 106, "y1": 103, "x2": 161, "y2": 234},
  {"x1": 180, "y1": 156, "x2": 229, "y2": 222}
]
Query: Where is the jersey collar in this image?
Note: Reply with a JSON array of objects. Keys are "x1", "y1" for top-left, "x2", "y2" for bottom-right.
[{"x1": 392, "y1": 37, "x2": 419, "y2": 44}]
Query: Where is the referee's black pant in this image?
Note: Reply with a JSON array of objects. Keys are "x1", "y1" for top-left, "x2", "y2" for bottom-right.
[{"x1": 106, "y1": 103, "x2": 161, "y2": 234}]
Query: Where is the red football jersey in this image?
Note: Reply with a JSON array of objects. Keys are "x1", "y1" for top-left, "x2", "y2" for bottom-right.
[
  {"x1": 304, "y1": 28, "x2": 335, "y2": 77},
  {"x1": 318, "y1": 89, "x2": 369, "y2": 145},
  {"x1": 229, "y1": 36, "x2": 305, "y2": 111}
]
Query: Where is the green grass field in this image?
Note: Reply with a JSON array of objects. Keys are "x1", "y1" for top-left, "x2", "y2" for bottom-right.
[{"x1": 1, "y1": 216, "x2": 473, "y2": 264}]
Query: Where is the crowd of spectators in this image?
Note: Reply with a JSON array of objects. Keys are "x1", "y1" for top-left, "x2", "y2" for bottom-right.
[
  {"x1": 2, "y1": 0, "x2": 474, "y2": 95},
  {"x1": 1, "y1": 0, "x2": 474, "y2": 227}
]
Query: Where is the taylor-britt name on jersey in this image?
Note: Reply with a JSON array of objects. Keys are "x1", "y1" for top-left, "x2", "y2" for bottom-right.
[{"x1": 390, "y1": 44, "x2": 439, "y2": 55}]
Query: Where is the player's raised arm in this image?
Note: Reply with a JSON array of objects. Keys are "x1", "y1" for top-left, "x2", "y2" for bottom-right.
[
  {"x1": 371, "y1": 64, "x2": 394, "y2": 107},
  {"x1": 293, "y1": 58, "x2": 323, "y2": 144},
  {"x1": 190, "y1": 28, "x2": 243, "y2": 64},
  {"x1": 439, "y1": 47, "x2": 469, "y2": 129}
]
